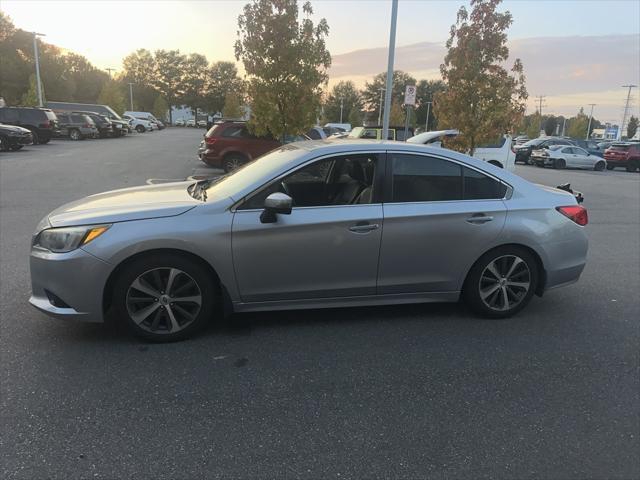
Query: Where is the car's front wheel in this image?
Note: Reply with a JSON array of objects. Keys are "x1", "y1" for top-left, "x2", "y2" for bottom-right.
[
  {"x1": 135, "y1": 125, "x2": 146, "y2": 133},
  {"x1": 69, "y1": 129, "x2": 82, "y2": 141},
  {"x1": 463, "y1": 246, "x2": 539, "y2": 318},
  {"x1": 223, "y1": 154, "x2": 246, "y2": 173},
  {"x1": 594, "y1": 161, "x2": 606, "y2": 171},
  {"x1": 553, "y1": 158, "x2": 566, "y2": 169},
  {"x1": 113, "y1": 253, "x2": 217, "y2": 341}
]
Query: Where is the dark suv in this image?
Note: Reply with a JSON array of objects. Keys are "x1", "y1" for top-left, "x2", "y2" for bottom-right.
[
  {"x1": 604, "y1": 143, "x2": 640, "y2": 172},
  {"x1": 199, "y1": 121, "x2": 281, "y2": 172},
  {"x1": 514, "y1": 137, "x2": 574, "y2": 164},
  {"x1": 0, "y1": 107, "x2": 58, "y2": 144},
  {"x1": 74, "y1": 111, "x2": 113, "y2": 138}
]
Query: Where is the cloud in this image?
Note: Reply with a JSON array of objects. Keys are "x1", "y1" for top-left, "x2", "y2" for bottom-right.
[{"x1": 328, "y1": 34, "x2": 640, "y2": 120}]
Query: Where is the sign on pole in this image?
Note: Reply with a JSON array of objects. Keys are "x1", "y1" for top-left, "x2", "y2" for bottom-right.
[{"x1": 404, "y1": 85, "x2": 416, "y2": 106}]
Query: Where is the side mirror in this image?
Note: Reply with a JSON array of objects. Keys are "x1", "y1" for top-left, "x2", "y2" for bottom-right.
[{"x1": 260, "y1": 192, "x2": 292, "y2": 223}]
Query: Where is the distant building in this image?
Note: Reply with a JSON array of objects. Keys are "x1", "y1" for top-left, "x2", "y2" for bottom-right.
[{"x1": 591, "y1": 124, "x2": 619, "y2": 140}]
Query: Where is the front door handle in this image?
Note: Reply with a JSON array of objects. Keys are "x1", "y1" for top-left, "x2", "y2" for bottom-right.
[
  {"x1": 466, "y1": 214, "x2": 494, "y2": 224},
  {"x1": 349, "y1": 222, "x2": 379, "y2": 233}
]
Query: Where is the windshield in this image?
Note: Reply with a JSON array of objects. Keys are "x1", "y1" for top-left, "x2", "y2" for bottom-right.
[
  {"x1": 104, "y1": 106, "x2": 122, "y2": 120},
  {"x1": 204, "y1": 144, "x2": 305, "y2": 200}
]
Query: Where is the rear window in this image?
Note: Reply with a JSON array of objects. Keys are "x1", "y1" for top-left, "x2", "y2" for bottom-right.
[
  {"x1": 609, "y1": 144, "x2": 631, "y2": 151},
  {"x1": 21, "y1": 109, "x2": 46, "y2": 122},
  {"x1": 222, "y1": 125, "x2": 250, "y2": 138},
  {"x1": 44, "y1": 110, "x2": 57, "y2": 121}
]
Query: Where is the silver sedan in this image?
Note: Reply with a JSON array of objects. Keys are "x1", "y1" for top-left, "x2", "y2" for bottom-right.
[
  {"x1": 532, "y1": 145, "x2": 607, "y2": 171},
  {"x1": 30, "y1": 140, "x2": 589, "y2": 341}
]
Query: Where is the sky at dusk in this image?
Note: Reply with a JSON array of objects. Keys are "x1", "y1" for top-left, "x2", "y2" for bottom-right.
[{"x1": 2, "y1": 0, "x2": 639, "y2": 122}]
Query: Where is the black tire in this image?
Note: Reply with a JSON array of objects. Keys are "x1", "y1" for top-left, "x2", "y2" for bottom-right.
[
  {"x1": 135, "y1": 125, "x2": 146, "y2": 133},
  {"x1": 223, "y1": 154, "x2": 247, "y2": 173},
  {"x1": 10, "y1": 145, "x2": 24, "y2": 151},
  {"x1": 606, "y1": 164, "x2": 614, "y2": 170},
  {"x1": 594, "y1": 161, "x2": 605, "y2": 171},
  {"x1": 39, "y1": 137, "x2": 50, "y2": 144},
  {"x1": 553, "y1": 158, "x2": 566, "y2": 169},
  {"x1": 626, "y1": 160, "x2": 639, "y2": 173},
  {"x1": 462, "y1": 246, "x2": 539, "y2": 319},
  {"x1": 69, "y1": 129, "x2": 82, "y2": 141},
  {"x1": 113, "y1": 253, "x2": 218, "y2": 342},
  {"x1": 28, "y1": 129, "x2": 39, "y2": 145},
  {"x1": 0, "y1": 136, "x2": 7, "y2": 152}
]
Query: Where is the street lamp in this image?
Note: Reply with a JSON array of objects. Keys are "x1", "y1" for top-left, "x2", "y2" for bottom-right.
[
  {"x1": 339, "y1": 97, "x2": 344, "y2": 124},
  {"x1": 32, "y1": 32, "x2": 46, "y2": 107},
  {"x1": 128, "y1": 83, "x2": 135, "y2": 111},
  {"x1": 424, "y1": 101, "x2": 432, "y2": 131},
  {"x1": 381, "y1": 0, "x2": 399, "y2": 140},
  {"x1": 586, "y1": 104, "x2": 596, "y2": 140}
]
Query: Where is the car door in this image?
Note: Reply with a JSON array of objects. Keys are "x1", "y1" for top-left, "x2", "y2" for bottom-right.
[
  {"x1": 378, "y1": 152, "x2": 508, "y2": 294},
  {"x1": 232, "y1": 153, "x2": 384, "y2": 302},
  {"x1": 573, "y1": 147, "x2": 591, "y2": 168}
]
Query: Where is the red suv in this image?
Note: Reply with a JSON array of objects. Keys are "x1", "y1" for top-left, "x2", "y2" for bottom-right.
[
  {"x1": 199, "y1": 121, "x2": 280, "y2": 172},
  {"x1": 604, "y1": 143, "x2": 640, "y2": 172}
]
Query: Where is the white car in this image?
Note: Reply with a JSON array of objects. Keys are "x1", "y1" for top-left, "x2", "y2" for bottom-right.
[
  {"x1": 197, "y1": 120, "x2": 207, "y2": 128},
  {"x1": 121, "y1": 114, "x2": 152, "y2": 133},
  {"x1": 531, "y1": 145, "x2": 607, "y2": 171},
  {"x1": 174, "y1": 119, "x2": 185, "y2": 127},
  {"x1": 186, "y1": 119, "x2": 196, "y2": 127},
  {"x1": 407, "y1": 130, "x2": 516, "y2": 171}
]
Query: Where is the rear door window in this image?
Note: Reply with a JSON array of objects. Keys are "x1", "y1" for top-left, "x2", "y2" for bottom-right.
[{"x1": 390, "y1": 154, "x2": 463, "y2": 202}]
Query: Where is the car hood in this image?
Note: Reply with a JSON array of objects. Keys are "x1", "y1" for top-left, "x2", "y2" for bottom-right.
[
  {"x1": 0, "y1": 124, "x2": 31, "y2": 134},
  {"x1": 47, "y1": 181, "x2": 201, "y2": 227}
]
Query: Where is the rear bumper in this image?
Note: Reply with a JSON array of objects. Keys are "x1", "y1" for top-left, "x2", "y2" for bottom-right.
[
  {"x1": 200, "y1": 149, "x2": 223, "y2": 168},
  {"x1": 540, "y1": 234, "x2": 588, "y2": 292},
  {"x1": 29, "y1": 247, "x2": 113, "y2": 323}
]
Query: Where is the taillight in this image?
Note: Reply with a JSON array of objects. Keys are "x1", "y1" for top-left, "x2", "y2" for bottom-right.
[
  {"x1": 556, "y1": 205, "x2": 588, "y2": 226},
  {"x1": 85, "y1": 123, "x2": 92, "y2": 128},
  {"x1": 40, "y1": 120, "x2": 50, "y2": 128},
  {"x1": 205, "y1": 136, "x2": 218, "y2": 145}
]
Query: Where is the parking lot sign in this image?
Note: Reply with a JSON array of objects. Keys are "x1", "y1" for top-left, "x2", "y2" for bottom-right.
[{"x1": 404, "y1": 85, "x2": 416, "y2": 106}]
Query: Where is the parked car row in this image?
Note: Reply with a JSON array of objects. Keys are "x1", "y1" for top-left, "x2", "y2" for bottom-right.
[
  {"x1": 175, "y1": 118, "x2": 207, "y2": 128},
  {"x1": 0, "y1": 104, "x2": 166, "y2": 150},
  {"x1": 516, "y1": 135, "x2": 640, "y2": 172}
]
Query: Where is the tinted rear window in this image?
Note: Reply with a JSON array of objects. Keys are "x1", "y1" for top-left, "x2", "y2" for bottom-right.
[
  {"x1": 21, "y1": 109, "x2": 47, "y2": 122},
  {"x1": 609, "y1": 145, "x2": 631, "y2": 151},
  {"x1": 222, "y1": 125, "x2": 250, "y2": 138}
]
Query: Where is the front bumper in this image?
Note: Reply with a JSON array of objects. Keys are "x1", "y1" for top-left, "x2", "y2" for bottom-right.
[
  {"x1": 6, "y1": 134, "x2": 33, "y2": 146},
  {"x1": 29, "y1": 246, "x2": 113, "y2": 323}
]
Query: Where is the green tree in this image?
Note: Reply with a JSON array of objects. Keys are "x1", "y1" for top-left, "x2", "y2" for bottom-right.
[
  {"x1": 98, "y1": 80, "x2": 125, "y2": 114},
  {"x1": 544, "y1": 116, "x2": 557, "y2": 136},
  {"x1": 181, "y1": 53, "x2": 209, "y2": 120},
  {"x1": 235, "y1": 0, "x2": 331, "y2": 140},
  {"x1": 153, "y1": 50, "x2": 186, "y2": 123},
  {"x1": 388, "y1": 99, "x2": 405, "y2": 126},
  {"x1": 627, "y1": 115, "x2": 638, "y2": 139},
  {"x1": 415, "y1": 79, "x2": 446, "y2": 131},
  {"x1": 323, "y1": 81, "x2": 362, "y2": 124},
  {"x1": 361, "y1": 70, "x2": 417, "y2": 121},
  {"x1": 222, "y1": 90, "x2": 244, "y2": 119},
  {"x1": 566, "y1": 108, "x2": 589, "y2": 139},
  {"x1": 20, "y1": 74, "x2": 45, "y2": 106},
  {"x1": 204, "y1": 61, "x2": 244, "y2": 115},
  {"x1": 434, "y1": 0, "x2": 528, "y2": 154},
  {"x1": 122, "y1": 49, "x2": 159, "y2": 110},
  {"x1": 348, "y1": 106, "x2": 362, "y2": 128},
  {"x1": 152, "y1": 95, "x2": 169, "y2": 121}
]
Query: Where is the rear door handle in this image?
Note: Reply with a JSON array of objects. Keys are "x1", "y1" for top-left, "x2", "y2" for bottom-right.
[
  {"x1": 349, "y1": 222, "x2": 379, "y2": 233},
  {"x1": 466, "y1": 214, "x2": 494, "y2": 224}
]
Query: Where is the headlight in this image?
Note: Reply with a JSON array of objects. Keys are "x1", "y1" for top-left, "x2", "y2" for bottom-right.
[{"x1": 34, "y1": 225, "x2": 111, "y2": 253}]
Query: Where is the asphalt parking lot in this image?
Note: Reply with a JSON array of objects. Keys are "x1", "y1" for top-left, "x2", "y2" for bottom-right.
[{"x1": 1, "y1": 128, "x2": 638, "y2": 479}]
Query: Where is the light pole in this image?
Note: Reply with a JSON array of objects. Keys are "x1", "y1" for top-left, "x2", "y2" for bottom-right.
[
  {"x1": 128, "y1": 83, "x2": 135, "y2": 110},
  {"x1": 381, "y1": 0, "x2": 399, "y2": 141},
  {"x1": 619, "y1": 84, "x2": 637, "y2": 140},
  {"x1": 586, "y1": 103, "x2": 596, "y2": 140},
  {"x1": 424, "y1": 101, "x2": 432, "y2": 131},
  {"x1": 32, "y1": 32, "x2": 46, "y2": 107},
  {"x1": 339, "y1": 97, "x2": 344, "y2": 124},
  {"x1": 377, "y1": 88, "x2": 385, "y2": 125}
]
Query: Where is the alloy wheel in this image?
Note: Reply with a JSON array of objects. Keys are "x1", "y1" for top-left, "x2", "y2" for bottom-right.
[
  {"x1": 126, "y1": 267, "x2": 202, "y2": 334},
  {"x1": 478, "y1": 255, "x2": 531, "y2": 312}
]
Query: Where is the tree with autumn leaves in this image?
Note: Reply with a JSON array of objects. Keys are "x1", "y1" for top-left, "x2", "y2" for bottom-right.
[{"x1": 435, "y1": 0, "x2": 527, "y2": 154}]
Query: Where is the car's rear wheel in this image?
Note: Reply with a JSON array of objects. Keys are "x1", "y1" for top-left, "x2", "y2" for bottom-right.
[
  {"x1": 463, "y1": 246, "x2": 539, "y2": 318},
  {"x1": 113, "y1": 253, "x2": 217, "y2": 342},
  {"x1": 135, "y1": 125, "x2": 146, "y2": 133},
  {"x1": 0, "y1": 136, "x2": 7, "y2": 152},
  {"x1": 69, "y1": 129, "x2": 82, "y2": 141},
  {"x1": 553, "y1": 158, "x2": 566, "y2": 169},
  {"x1": 606, "y1": 164, "x2": 615, "y2": 170},
  {"x1": 626, "y1": 160, "x2": 639, "y2": 172},
  {"x1": 223, "y1": 154, "x2": 246, "y2": 173},
  {"x1": 39, "y1": 137, "x2": 50, "y2": 144},
  {"x1": 10, "y1": 145, "x2": 23, "y2": 151},
  {"x1": 594, "y1": 161, "x2": 605, "y2": 171}
]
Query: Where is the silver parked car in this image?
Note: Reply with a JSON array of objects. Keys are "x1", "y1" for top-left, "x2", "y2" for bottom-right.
[
  {"x1": 531, "y1": 145, "x2": 607, "y2": 171},
  {"x1": 30, "y1": 140, "x2": 589, "y2": 341}
]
